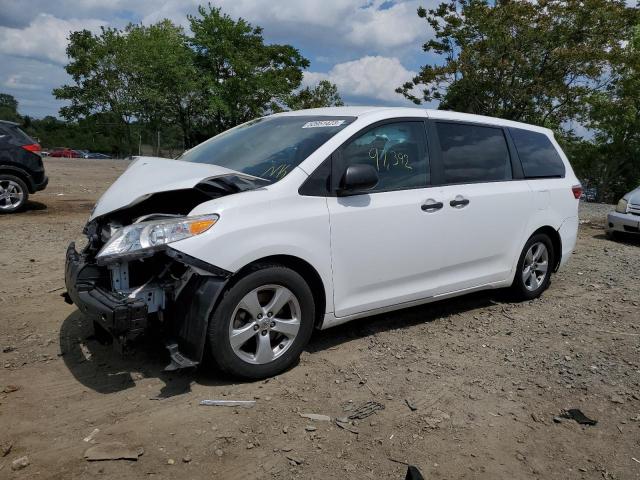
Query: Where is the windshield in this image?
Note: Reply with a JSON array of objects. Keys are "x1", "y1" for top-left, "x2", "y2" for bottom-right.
[{"x1": 178, "y1": 115, "x2": 354, "y2": 183}]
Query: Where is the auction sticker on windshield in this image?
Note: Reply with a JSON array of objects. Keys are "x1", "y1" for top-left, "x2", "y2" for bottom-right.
[{"x1": 302, "y1": 120, "x2": 346, "y2": 128}]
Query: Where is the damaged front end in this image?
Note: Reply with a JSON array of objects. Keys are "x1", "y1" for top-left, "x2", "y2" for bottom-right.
[{"x1": 63, "y1": 171, "x2": 262, "y2": 370}]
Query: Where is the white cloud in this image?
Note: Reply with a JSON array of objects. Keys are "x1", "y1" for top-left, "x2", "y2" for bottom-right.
[
  {"x1": 138, "y1": 0, "x2": 429, "y2": 53},
  {"x1": 345, "y1": 1, "x2": 425, "y2": 49},
  {"x1": 0, "y1": 13, "x2": 104, "y2": 64},
  {"x1": 304, "y1": 55, "x2": 416, "y2": 103}
]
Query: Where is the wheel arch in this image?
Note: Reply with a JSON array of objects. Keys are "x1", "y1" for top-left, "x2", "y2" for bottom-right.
[
  {"x1": 530, "y1": 225, "x2": 562, "y2": 272},
  {"x1": 232, "y1": 254, "x2": 327, "y2": 328},
  {"x1": 0, "y1": 166, "x2": 35, "y2": 193}
]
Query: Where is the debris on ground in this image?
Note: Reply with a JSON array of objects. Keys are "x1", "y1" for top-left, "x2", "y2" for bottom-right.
[
  {"x1": 405, "y1": 399, "x2": 417, "y2": 411},
  {"x1": 335, "y1": 419, "x2": 360, "y2": 434},
  {"x1": 405, "y1": 465, "x2": 425, "y2": 480},
  {"x1": 83, "y1": 428, "x2": 100, "y2": 443},
  {"x1": 304, "y1": 425, "x2": 317, "y2": 432},
  {"x1": 285, "y1": 454, "x2": 304, "y2": 466},
  {"x1": 299, "y1": 413, "x2": 331, "y2": 421},
  {"x1": 199, "y1": 399, "x2": 256, "y2": 408},
  {"x1": 347, "y1": 401, "x2": 385, "y2": 420},
  {"x1": 559, "y1": 409, "x2": 598, "y2": 426},
  {"x1": 1, "y1": 441, "x2": 12, "y2": 457},
  {"x1": 84, "y1": 442, "x2": 142, "y2": 461},
  {"x1": 2, "y1": 385, "x2": 20, "y2": 394},
  {"x1": 11, "y1": 456, "x2": 29, "y2": 471}
]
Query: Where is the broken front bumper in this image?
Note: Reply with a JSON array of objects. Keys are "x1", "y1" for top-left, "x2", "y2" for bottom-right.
[
  {"x1": 64, "y1": 241, "x2": 232, "y2": 370},
  {"x1": 64, "y1": 242, "x2": 148, "y2": 341}
]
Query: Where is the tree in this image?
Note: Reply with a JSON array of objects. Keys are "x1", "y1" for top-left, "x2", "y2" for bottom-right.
[
  {"x1": 53, "y1": 27, "x2": 141, "y2": 153},
  {"x1": 124, "y1": 21, "x2": 202, "y2": 152},
  {"x1": 572, "y1": 24, "x2": 640, "y2": 201},
  {"x1": 281, "y1": 80, "x2": 344, "y2": 111},
  {"x1": 397, "y1": 0, "x2": 637, "y2": 130},
  {"x1": 188, "y1": 5, "x2": 310, "y2": 137},
  {"x1": 54, "y1": 7, "x2": 312, "y2": 152},
  {"x1": 0, "y1": 93, "x2": 21, "y2": 122}
]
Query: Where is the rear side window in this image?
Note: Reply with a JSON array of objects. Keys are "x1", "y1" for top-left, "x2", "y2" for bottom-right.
[
  {"x1": 0, "y1": 124, "x2": 34, "y2": 146},
  {"x1": 435, "y1": 122, "x2": 512, "y2": 184},
  {"x1": 509, "y1": 128, "x2": 565, "y2": 178}
]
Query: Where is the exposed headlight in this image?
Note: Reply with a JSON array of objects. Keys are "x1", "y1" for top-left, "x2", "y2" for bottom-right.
[
  {"x1": 96, "y1": 214, "x2": 218, "y2": 260},
  {"x1": 615, "y1": 198, "x2": 628, "y2": 214}
]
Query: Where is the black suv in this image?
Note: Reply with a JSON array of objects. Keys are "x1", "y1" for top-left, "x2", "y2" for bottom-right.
[{"x1": 0, "y1": 120, "x2": 48, "y2": 213}]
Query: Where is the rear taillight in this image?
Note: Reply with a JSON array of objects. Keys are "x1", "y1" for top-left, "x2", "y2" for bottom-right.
[
  {"x1": 572, "y1": 184, "x2": 583, "y2": 199},
  {"x1": 21, "y1": 143, "x2": 41, "y2": 153}
]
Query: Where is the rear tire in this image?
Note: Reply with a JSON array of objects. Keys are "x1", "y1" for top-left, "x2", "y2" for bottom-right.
[
  {"x1": 0, "y1": 174, "x2": 29, "y2": 214},
  {"x1": 510, "y1": 233, "x2": 554, "y2": 300},
  {"x1": 207, "y1": 264, "x2": 315, "y2": 379}
]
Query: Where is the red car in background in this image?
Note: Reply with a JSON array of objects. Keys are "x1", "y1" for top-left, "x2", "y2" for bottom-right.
[{"x1": 49, "y1": 148, "x2": 81, "y2": 158}]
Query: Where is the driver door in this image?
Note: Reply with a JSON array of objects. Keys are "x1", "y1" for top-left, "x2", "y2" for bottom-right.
[{"x1": 327, "y1": 120, "x2": 444, "y2": 318}]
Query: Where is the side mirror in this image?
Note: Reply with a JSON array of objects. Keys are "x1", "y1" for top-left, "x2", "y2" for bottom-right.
[{"x1": 338, "y1": 164, "x2": 379, "y2": 196}]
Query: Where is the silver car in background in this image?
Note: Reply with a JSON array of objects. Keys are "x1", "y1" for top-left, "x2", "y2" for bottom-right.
[{"x1": 607, "y1": 186, "x2": 640, "y2": 238}]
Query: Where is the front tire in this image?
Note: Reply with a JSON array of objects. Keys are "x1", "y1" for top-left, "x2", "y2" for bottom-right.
[
  {"x1": 0, "y1": 175, "x2": 29, "y2": 214},
  {"x1": 207, "y1": 264, "x2": 315, "y2": 379},
  {"x1": 510, "y1": 233, "x2": 554, "y2": 300}
]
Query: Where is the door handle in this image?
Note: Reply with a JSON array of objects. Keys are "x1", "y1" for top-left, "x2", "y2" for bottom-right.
[
  {"x1": 450, "y1": 198, "x2": 470, "y2": 208},
  {"x1": 421, "y1": 201, "x2": 443, "y2": 212}
]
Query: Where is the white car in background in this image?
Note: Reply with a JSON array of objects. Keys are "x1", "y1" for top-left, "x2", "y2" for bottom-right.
[
  {"x1": 64, "y1": 107, "x2": 581, "y2": 379},
  {"x1": 607, "y1": 187, "x2": 640, "y2": 238}
]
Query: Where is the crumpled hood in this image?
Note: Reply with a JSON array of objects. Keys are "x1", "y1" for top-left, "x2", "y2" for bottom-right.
[{"x1": 90, "y1": 156, "x2": 256, "y2": 220}]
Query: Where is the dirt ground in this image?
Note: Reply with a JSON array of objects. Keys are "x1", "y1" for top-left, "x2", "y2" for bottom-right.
[{"x1": 1, "y1": 157, "x2": 639, "y2": 479}]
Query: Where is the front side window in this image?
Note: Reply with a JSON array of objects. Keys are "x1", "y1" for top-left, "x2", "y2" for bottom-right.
[
  {"x1": 179, "y1": 116, "x2": 354, "y2": 184},
  {"x1": 338, "y1": 121, "x2": 429, "y2": 192},
  {"x1": 510, "y1": 128, "x2": 565, "y2": 178},
  {"x1": 436, "y1": 122, "x2": 512, "y2": 184}
]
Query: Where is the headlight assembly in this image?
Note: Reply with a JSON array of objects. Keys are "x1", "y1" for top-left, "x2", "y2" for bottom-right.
[
  {"x1": 615, "y1": 198, "x2": 628, "y2": 214},
  {"x1": 96, "y1": 214, "x2": 218, "y2": 260}
]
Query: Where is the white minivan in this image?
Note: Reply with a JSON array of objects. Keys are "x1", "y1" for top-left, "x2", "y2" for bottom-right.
[{"x1": 64, "y1": 107, "x2": 581, "y2": 378}]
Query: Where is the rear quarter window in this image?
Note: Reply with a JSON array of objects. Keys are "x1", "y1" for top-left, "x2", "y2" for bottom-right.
[
  {"x1": 0, "y1": 124, "x2": 34, "y2": 146},
  {"x1": 509, "y1": 128, "x2": 565, "y2": 178}
]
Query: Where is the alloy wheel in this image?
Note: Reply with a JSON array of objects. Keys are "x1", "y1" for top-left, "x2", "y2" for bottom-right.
[
  {"x1": 0, "y1": 180, "x2": 24, "y2": 211},
  {"x1": 522, "y1": 242, "x2": 549, "y2": 291},
  {"x1": 228, "y1": 284, "x2": 301, "y2": 364}
]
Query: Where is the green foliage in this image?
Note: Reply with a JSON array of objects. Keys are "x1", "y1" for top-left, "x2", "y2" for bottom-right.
[
  {"x1": 398, "y1": 0, "x2": 639, "y2": 200},
  {"x1": 0, "y1": 93, "x2": 21, "y2": 122},
  {"x1": 53, "y1": 6, "x2": 324, "y2": 153},
  {"x1": 280, "y1": 80, "x2": 344, "y2": 111},
  {"x1": 575, "y1": 24, "x2": 640, "y2": 201},
  {"x1": 398, "y1": 0, "x2": 637, "y2": 131},
  {"x1": 188, "y1": 5, "x2": 310, "y2": 137}
]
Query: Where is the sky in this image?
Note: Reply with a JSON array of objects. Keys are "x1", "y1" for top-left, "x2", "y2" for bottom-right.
[{"x1": 0, "y1": 0, "x2": 439, "y2": 118}]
